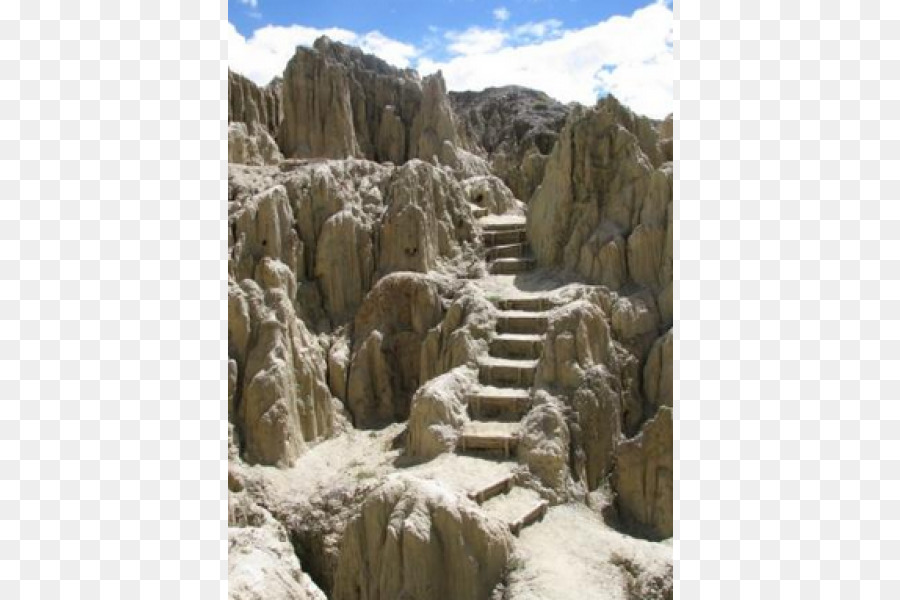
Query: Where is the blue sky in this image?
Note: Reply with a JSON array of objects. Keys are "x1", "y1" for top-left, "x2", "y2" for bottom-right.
[{"x1": 227, "y1": 0, "x2": 673, "y2": 117}]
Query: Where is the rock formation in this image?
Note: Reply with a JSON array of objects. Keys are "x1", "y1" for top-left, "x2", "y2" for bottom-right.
[
  {"x1": 527, "y1": 95, "x2": 673, "y2": 327},
  {"x1": 229, "y1": 477, "x2": 327, "y2": 600},
  {"x1": 228, "y1": 36, "x2": 672, "y2": 600},
  {"x1": 613, "y1": 407, "x2": 673, "y2": 540},
  {"x1": 332, "y1": 475, "x2": 513, "y2": 600},
  {"x1": 279, "y1": 37, "x2": 463, "y2": 164},
  {"x1": 229, "y1": 70, "x2": 284, "y2": 165},
  {"x1": 451, "y1": 86, "x2": 571, "y2": 201}
]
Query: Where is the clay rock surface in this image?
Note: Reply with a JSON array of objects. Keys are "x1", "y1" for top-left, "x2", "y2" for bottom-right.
[
  {"x1": 614, "y1": 406, "x2": 673, "y2": 540},
  {"x1": 518, "y1": 397, "x2": 573, "y2": 495},
  {"x1": 228, "y1": 276, "x2": 337, "y2": 468},
  {"x1": 527, "y1": 96, "x2": 673, "y2": 323},
  {"x1": 537, "y1": 297, "x2": 614, "y2": 390},
  {"x1": 279, "y1": 37, "x2": 463, "y2": 163},
  {"x1": 451, "y1": 86, "x2": 571, "y2": 201},
  {"x1": 643, "y1": 329, "x2": 673, "y2": 413},
  {"x1": 407, "y1": 366, "x2": 477, "y2": 459},
  {"x1": 332, "y1": 475, "x2": 513, "y2": 600},
  {"x1": 420, "y1": 283, "x2": 496, "y2": 383},
  {"x1": 230, "y1": 158, "x2": 484, "y2": 327},
  {"x1": 228, "y1": 183, "x2": 339, "y2": 467},
  {"x1": 229, "y1": 70, "x2": 284, "y2": 165},
  {"x1": 346, "y1": 273, "x2": 445, "y2": 428},
  {"x1": 229, "y1": 490, "x2": 327, "y2": 600}
]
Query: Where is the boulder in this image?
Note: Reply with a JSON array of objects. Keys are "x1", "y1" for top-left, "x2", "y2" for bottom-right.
[{"x1": 407, "y1": 367, "x2": 476, "y2": 459}]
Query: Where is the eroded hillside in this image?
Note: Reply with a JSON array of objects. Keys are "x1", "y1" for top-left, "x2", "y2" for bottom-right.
[{"x1": 228, "y1": 36, "x2": 673, "y2": 600}]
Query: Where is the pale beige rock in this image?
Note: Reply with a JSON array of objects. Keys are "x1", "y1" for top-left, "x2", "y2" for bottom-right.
[
  {"x1": 347, "y1": 273, "x2": 444, "y2": 428},
  {"x1": 614, "y1": 406, "x2": 673, "y2": 540},
  {"x1": 410, "y1": 72, "x2": 460, "y2": 162},
  {"x1": 572, "y1": 366, "x2": 623, "y2": 490},
  {"x1": 518, "y1": 398, "x2": 572, "y2": 495},
  {"x1": 229, "y1": 492, "x2": 327, "y2": 600},
  {"x1": 234, "y1": 277, "x2": 336, "y2": 467},
  {"x1": 229, "y1": 69, "x2": 282, "y2": 136},
  {"x1": 229, "y1": 70, "x2": 284, "y2": 166},
  {"x1": 420, "y1": 283, "x2": 496, "y2": 383},
  {"x1": 379, "y1": 160, "x2": 477, "y2": 274},
  {"x1": 527, "y1": 96, "x2": 672, "y2": 300},
  {"x1": 231, "y1": 185, "x2": 303, "y2": 285},
  {"x1": 658, "y1": 114, "x2": 673, "y2": 163},
  {"x1": 643, "y1": 330, "x2": 673, "y2": 412},
  {"x1": 230, "y1": 122, "x2": 284, "y2": 166},
  {"x1": 462, "y1": 175, "x2": 523, "y2": 216},
  {"x1": 332, "y1": 475, "x2": 513, "y2": 600},
  {"x1": 407, "y1": 367, "x2": 476, "y2": 459},
  {"x1": 278, "y1": 37, "x2": 464, "y2": 164},
  {"x1": 537, "y1": 298, "x2": 614, "y2": 390}
]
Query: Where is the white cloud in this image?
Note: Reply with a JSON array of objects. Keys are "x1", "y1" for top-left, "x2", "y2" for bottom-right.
[
  {"x1": 227, "y1": 22, "x2": 417, "y2": 85},
  {"x1": 418, "y1": 1, "x2": 673, "y2": 118},
  {"x1": 239, "y1": 0, "x2": 258, "y2": 8},
  {"x1": 493, "y1": 7, "x2": 510, "y2": 22},
  {"x1": 445, "y1": 27, "x2": 508, "y2": 56},
  {"x1": 228, "y1": 1, "x2": 672, "y2": 118},
  {"x1": 512, "y1": 19, "x2": 562, "y2": 41}
]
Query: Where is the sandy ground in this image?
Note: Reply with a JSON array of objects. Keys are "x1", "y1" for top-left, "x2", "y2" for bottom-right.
[{"x1": 507, "y1": 503, "x2": 671, "y2": 600}]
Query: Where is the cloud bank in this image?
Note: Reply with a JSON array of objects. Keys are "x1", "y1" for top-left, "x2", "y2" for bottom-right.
[{"x1": 227, "y1": 1, "x2": 672, "y2": 118}]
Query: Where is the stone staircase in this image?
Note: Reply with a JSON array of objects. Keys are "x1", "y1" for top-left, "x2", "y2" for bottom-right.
[
  {"x1": 480, "y1": 217, "x2": 535, "y2": 275},
  {"x1": 457, "y1": 214, "x2": 555, "y2": 535}
]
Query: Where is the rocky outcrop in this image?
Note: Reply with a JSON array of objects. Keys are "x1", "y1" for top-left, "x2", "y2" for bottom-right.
[
  {"x1": 407, "y1": 367, "x2": 477, "y2": 459},
  {"x1": 451, "y1": 86, "x2": 571, "y2": 201},
  {"x1": 614, "y1": 406, "x2": 673, "y2": 540},
  {"x1": 420, "y1": 283, "x2": 496, "y2": 383},
  {"x1": 536, "y1": 298, "x2": 614, "y2": 390},
  {"x1": 229, "y1": 487, "x2": 327, "y2": 600},
  {"x1": 279, "y1": 37, "x2": 463, "y2": 164},
  {"x1": 332, "y1": 475, "x2": 513, "y2": 600},
  {"x1": 346, "y1": 273, "x2": 445, "y2": 428},
  {"x1": 518, "y1": 397, "x2": 573, "y2": 495},
  {"x1": 229, "y1": 70, "x2": 284, "y2": 165},
  {"x1": 230, "y1": 69, "x2": 282, "y2": 136},
  {"x1": 527, "y1": 96, "x2": 673, "y2": 323},
  {"x1": 228, "y1": 183, "x2": 340, "y2": 467},
  {"x1": 643, "y1": 329, "x2": 673, "y2": 413}
]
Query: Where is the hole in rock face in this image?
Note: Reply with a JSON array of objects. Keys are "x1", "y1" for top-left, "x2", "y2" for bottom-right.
[
  {"x1": 261, "y1": 239, "x2": 267, "y2": 246},
  {"x1": 474, "y1": 194, "x2": 484, "y2": 204},
  {"x1": 405, "y1": 246, "x2": 418, "y2": 257}
]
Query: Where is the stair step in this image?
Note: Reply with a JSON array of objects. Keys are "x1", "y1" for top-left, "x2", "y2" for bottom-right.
[
  {"x1": 458, "y1": 421, "x2": 520, "y2": 457},
  {"x1": 467, "y1": 387, "x2": 531, "y2": 421},
  {"x1": 471, "y1": 206, "x2": 489, "y2": 219},
  {"x1": 490, "y1": 257, "x2": 536, "y2": 274},
  {"x1": 495, "y1": 297, "x2": 555, "y2": 312},
  {"x1": 496, "y1": 311, "x2": 550, "y2": 335},
  {"x1": 480, "y1": 219, "x2": 527, "y2": 232},
  {"x1": 483, "y1": 229, "x2": 526, "y2": 247},
  {"x1": 509, "y1": 500, "x2": 550, "y2": 536},
  {"x1": 467, "y1": 474, "x2": 515, "y2": 504},
  {"x1": 486, "y1": 243, "x2": 528, "y2": 261},
  {"x1": 479, "y1": 357, "x2": 538, "y2": 388},
  {"x1": 490, "y1": 333, "x2": 544, "y2": 360}
]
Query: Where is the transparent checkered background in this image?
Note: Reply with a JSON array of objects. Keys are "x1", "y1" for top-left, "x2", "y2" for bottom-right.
[{"x1": 0, "y1": 0, "x2": 895, "y2": 597}]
